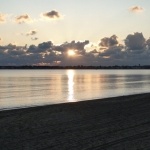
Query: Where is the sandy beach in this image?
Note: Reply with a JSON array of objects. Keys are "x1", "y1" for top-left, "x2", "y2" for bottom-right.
[{"x1": 1, "y1": 93, "x2": 150, "y2": 150}]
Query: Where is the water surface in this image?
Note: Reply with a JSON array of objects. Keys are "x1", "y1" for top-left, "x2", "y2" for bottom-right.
[{"x1": 0, "y1": 69, "x2": 150, "y2": 110}]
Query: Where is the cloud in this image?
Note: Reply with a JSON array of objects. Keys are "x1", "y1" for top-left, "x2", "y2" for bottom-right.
[
  {"x1": 38, "y1": 41, "x2": 53, "y2": 50},
  {"x1": 42, "y1": 10, "x2": 62, "y2": 20},
  {"x1": 122, "y1": 33, "x2": 150, "y2": 64},
  {"x1": 1, "y1": 32, "x2": 150, "y2": 66},
  {"x1": 89, "y1": 49, "x2": 99, "y2": 54},
  {"x1": 26, "y1": 30, "x2": 37, "y2": 36},
  {"x1": 0, "y1": 13, "x2": 6, "y2": 23},
  {"x1": 0, "y1": 37, "x2": 2, "y2": 45},
  {"x1": 53, "y1": 40, "x2": 89, "y2": 55},
  {"x1": 129, "y1": 6, "x2": 144, "y2": 13},
  {"x1": 99, "y1": 35, "x2": 118, "y2": 48},
  {"x1": 146, "y1": 38, "x2": 150, "y2": 49},
  {"x1": 15, "y1": 14, "x2": 32, "y2": 24},
  {"x1": 27, "y1": 41, "x2": 53, "y2": 53},
  {"x1": 99, "y1": 45, "x2": 125, "y2": 60},
  {"x1": 125, "y1": 32, "x2": 146, "y2": 51},
  {"x1": 0, "y1": 43, "x2": 28, "y2": 65},
  {"x1": 31, "y1": 37, "x2": 38, "y2": 41},
  {"x1": 98, "y1": 32, "x2": 150, "y2": 65},
  {"x1": 27, "y1": 45, "x2": 38, "y2": 53}
]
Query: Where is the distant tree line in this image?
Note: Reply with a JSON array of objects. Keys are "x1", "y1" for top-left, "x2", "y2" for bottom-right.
[{"x1": 1, "y1": 65, "x2": 150, "y2": 69}]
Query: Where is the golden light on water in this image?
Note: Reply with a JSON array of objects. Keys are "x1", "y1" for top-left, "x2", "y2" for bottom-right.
[
  {"x1": 67, "y1": 70, "x2": 76, "y2": 102},
  {"x1": 68, "y1": 50, "x2": 75, "y2": 56}
]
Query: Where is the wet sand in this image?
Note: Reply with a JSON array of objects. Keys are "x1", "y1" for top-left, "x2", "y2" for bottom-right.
[{"x1": 1, "y1": 93, "x2": 150, "y2": 150}]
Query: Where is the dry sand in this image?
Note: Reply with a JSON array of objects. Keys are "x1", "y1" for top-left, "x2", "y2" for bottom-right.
[{"x1": 1, "y1": 93, "x2": 150, "y2": 150}]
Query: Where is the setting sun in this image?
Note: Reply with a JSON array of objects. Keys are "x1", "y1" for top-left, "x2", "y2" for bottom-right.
[{"x1": 68, "y1": 50, "x2": 75, "y2": 56}]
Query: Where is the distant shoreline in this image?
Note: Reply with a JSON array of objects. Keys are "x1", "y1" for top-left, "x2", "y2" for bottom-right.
[
  {"x1": 0, "y1": 65, "x2": 150, "y2": 69},
  {"x1": 1, "y1": 93, "x2": 150, "y2": 149}
]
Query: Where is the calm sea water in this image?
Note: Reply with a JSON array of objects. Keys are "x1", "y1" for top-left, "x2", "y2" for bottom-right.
[{"x1": 0, "y1": 69, "x2": 150, "y2": 110}]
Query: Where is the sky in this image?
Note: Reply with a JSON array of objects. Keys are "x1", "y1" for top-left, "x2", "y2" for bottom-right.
[{"x1": 0, "y1": 0, "x2": 150, "y2": 66}]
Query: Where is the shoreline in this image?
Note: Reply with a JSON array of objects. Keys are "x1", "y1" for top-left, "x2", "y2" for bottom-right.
[
  {"x1": 0, "y1": 92, "x2": 149, "y2": 112},
  {"x1": 1, "y1": 93, "x2": 150, "y2": 149}
]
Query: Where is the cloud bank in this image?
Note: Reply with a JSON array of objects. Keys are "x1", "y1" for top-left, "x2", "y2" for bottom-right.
[{"x1": 1, "y1": 32, "x2": 150, "y2": 66}]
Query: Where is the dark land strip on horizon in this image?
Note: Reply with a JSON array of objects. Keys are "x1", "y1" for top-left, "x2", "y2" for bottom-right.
[{"x1": 0, "y1": 65, "x2": 150, "y2": 69}]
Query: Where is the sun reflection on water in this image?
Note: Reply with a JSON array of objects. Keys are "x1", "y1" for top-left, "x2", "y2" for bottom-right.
[{"x1": 67, "y1": 70, "x2": 76, "y2": 102}]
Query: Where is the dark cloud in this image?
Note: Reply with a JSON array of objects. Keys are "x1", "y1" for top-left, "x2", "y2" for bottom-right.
[
  {"x1": 146, "y1": 38, "x2": 150, "y2": 49},
  {"x1": 99, "y1": 35, "x2": 118, "y2": 48},
  {"x1": 89, "y1": 49, "x2": 99, "y2": 54},
  {"x1": 54, "y1": 40, "x2": 89, "y2": 55},
  {"x1": 43, "y1": 51, "x2": 60, "y2": 64},
  {"x1": 43, "y1": 10, "x2": 61, "y2": 19},
  {"x1": 0, "y1": 44, "x2": 28, "y2": 65},
  {"x1": 129, "y1": 6, "x2": 144, "y2": 13},
  {"x1": 97, "y1": 32, "x2": 150, "y2": 65},
  {"x1": 99, "y1": 45, "x2": 124, "y2": 60},
  {"x1": 15, "y1": 14, "x2": 32, "y2": 24},
  {"x1": 123, "y1": 33, "x2": 150, "y2": 65},
  {"x1": 26, "y1": 30, "x2": 37, "y2": 36},
  {"x1": 0, "y1": 43, "x2": 16, "y2": 49},
  {"x1": 125, "y1": 32, "x2": 146, "y2": 51},
  {"x1": 38, "y1": 41, "x2": 53, "y2": 50},
  {"x1": 1, "y1": 32, "x2": 150, "y2": 66},
  {"x1": 28, "y1": 45, "x2": 38, "y2": 53},
  {"x1": 27, "y1": 41, "x2": 53, "y2": 53}
]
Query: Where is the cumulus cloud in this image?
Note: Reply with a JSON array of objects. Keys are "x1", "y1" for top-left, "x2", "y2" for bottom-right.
[
  {"x1": 15, "y1": 14, "x2": 32, "y2": 24},
  {"x1": 123, "y1": 33, "x2": 150, "y2": 65},
  {"x1": 42, "y1": 10, "x2": 62, "y2": 20},
  {"x1": 53, "y1": 40, "x2": 89, "y2": 55},
  {"x1": 1, "y1": 32, "x2": 150, "y2": 66},
  {"x1": 28, "y1": 45, "x2": 38, "y2": 53},
  {"x1": 38, "y1": 41, "x2": 53, "y2": 50},
  {"x1": 129, "y1": 6, "x2": 144, "y2": 13},
  {"x1": 146, "y1": 38, "x2": 150, "y2": 49},
  {"x1": 98, "y1": 32, "x2": 150, "y2": 65},
  {"x1": 99, "y1": 35, "x2": 118, "y2": 48},
  {"x1": 0, "y1": 43, "x2": 28, "y2": 65},
  {"x1": 99, "y1": 45, "x2": 125, "y2": 62},
  {"x1": 125, "y1": 32, "x2": 146, "y2": 51},
  {"x1": 27, "y1": 41, "x2": 53, "y2": 53},
  {"x1": 0, "y1": 13, "x2": 6, "y2": 23}
]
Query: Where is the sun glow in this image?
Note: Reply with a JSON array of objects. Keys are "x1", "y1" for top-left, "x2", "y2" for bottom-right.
[
  {"x1": 68, "y1": 50, "x2": 75, "y2": 56},
  {"x1": 67, "y1": 70, "x2": 76, "y2": 102}
]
